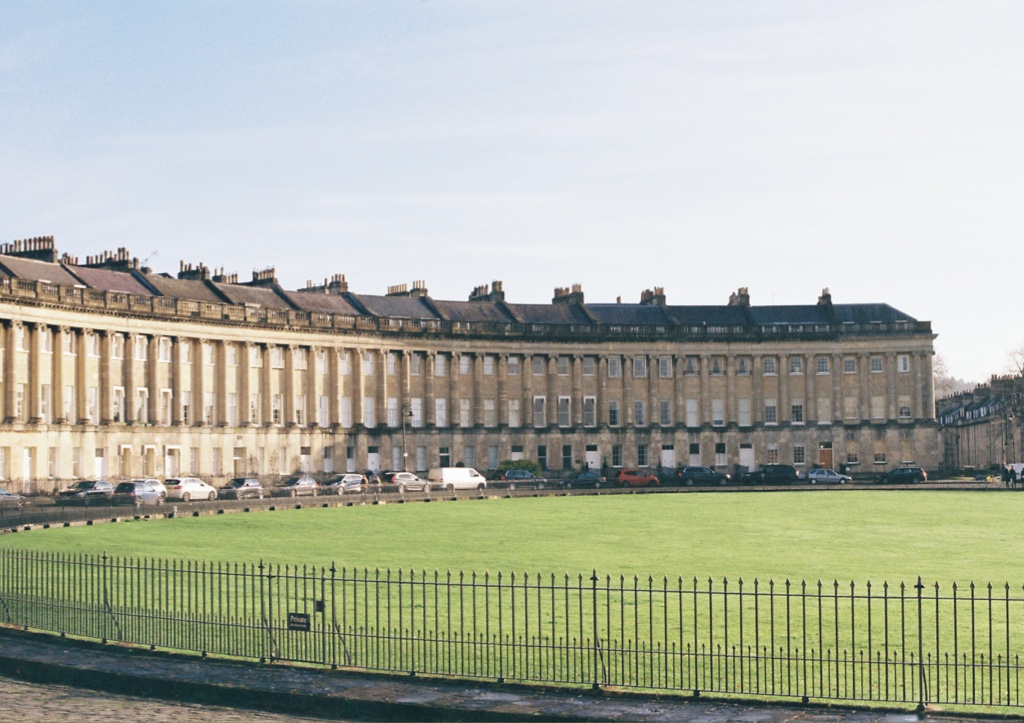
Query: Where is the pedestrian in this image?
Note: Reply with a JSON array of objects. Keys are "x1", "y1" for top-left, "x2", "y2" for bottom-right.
[{"x1": 1003, "y1": 465, "x2": 1012, "y2": 487}]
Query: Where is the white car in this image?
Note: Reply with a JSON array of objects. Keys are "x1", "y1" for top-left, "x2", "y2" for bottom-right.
[
  {"x1": 805, "y1": 468, "x2": 851, "y2": 485},
  {"x1": 164, "y1": 477, "x2": 218, "y2": 501}
]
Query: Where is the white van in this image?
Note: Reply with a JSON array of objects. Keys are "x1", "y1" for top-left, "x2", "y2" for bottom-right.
[{"x1": 427, "y1": 467, "x2": 488, "y2": 492}]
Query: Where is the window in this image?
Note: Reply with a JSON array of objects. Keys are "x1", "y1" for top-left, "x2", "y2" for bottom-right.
[
  {"x1": 562, "y1": 445, "x2": 573, "y2": 470},
  {"x1": 686, "y1": 398, "x2": 698, "y2": 427},
  {"x1": 816, "y1": 356, "x2": 830, "y2": 374},
  {"x1": 793, "y1": 445, "x2": 806, "y2": 465},
  {"x1": 228, "y1": 393, "x2": 238, "y2": 426},
  {"x1": 537, "y1": 445, "x2": 548, "y2": 470},
  {"x1": 634, "y1": 400, "x2": 646, "y2": 427},
  {"x1": 203, "y1": 342, "x2": 214, "y2": 365},
  {"x1": 711, "y1": 399, "x2": 725, "y2": 427},
  {"x1": 460, "y1": 398, "x2": 471, "y2": 427},
  {"x1": 532, "y1": 396, "x2": 546, "y2": 427},
  {"x1": 204, "y1": 392, "x2": 214, "y2": 425},
  {"x1": 766, "y1": 445, "x2": 780, "y2": 464},
  {"x1": 363, "y1": 400, "x2": 376, "y2": 428},
  {"x1": 416, "y1": 446, "x2": 427, "y2": 471},
  {"x1": 410, "y1": 397, "x2": 423, "y2": 427},
  {"x1": 41, "y1": 330, "x2": 53, "y2": 354},
  {"x1": 763, "y1": 357, "x2": 776, "y2": 375},
  {"x1": 88, "y1": 333, "x2": 100, "y2": 357},
  {"x1": 736, "y1": 357, "x2": 750, "y2": 375},
  {"x1": 271, "y1": 395, "x2": 283, "y2": 425},
  {"x1": 316, "y1": 349, "x2": 326, "y2": 374},
  {"x1": 846, "y1": 452, "x2": 860, "y2": 466},
  {"x1": 874, "y1": 452, "x2": 887, "y2": 465},
  {"x1": 632, "y1": 356, "x2": 647, "y2": 378},
  {"x1": 40, "y1": 384, "x2": 51, "y2": 423},
  {"x1": 844, "y1": 397, "x2": 858, "y2": 419},
  {"x1": 607, "y1": 356, "x2": 622, "y2": 378},
  {"x1": 87, "y1": 387, "x2": 98, "y2": 422},
  {"x1": 484, "y1": 399, "x2": 497, "y2": 426},
  {"x1": 460, "y1": 355, "x2": 471, "y2": 375},
  {"x1": 111, "y1": 334, "x2": 124, "y2": 359},
  {"x1": 659, "y1": 399, "x2": 672, "y2": 426},
  {"x1": 434, "y1": 354, "x2": 447, "y2": 377},
  {"x1": 340, "y1": 351, "x2": 351, "y2": 375},
  {"x1": 557, "y1": 356, "x2": 570, "y2": 376},
  {"x1": 410, "y1": 354, "x2": 421, "y2": 375},
  {"x1": 464, "y1": 446, "x2": 474, "y2": 469},
  {"x1": 488, "y1": 445, "x2": 499, "y2": 470},
  {"x1": 637, "y1": 444, "x2": 648, "y2": 467},
  {"x1": 898, "y1": 395, "x2": 912, "y2": 419},
  {"x1": 386, "y1": 352, "x2": 397, "y2": 375},
  {"x1": 112, "y1": 387, "x2": 125, "y2": 423},
  {"x1": 363, "y1": 351, "x2": 374, "y2": 375},
  {"x1": 249, "y1": 345, "x2": 262, "y2": 367},
  {"x1": 318, "y1": 395, "x2": 328, "y2": 427},
  {"x1": 658, "y1": 356, "x2": 673, "y2": 378},
  {"x1": 507, "y1": 399, "x2": 519, "y2": 427},
  {"x1": 684, "y1": 357, "x2": 698, "y2": 375},
  {"x1": 435, "y1": 398, "x2": 448, "y2": 427},
  {"x1": 844, "y1": 357, "x2": 856, "y2": 374},
  {"x1": 583, "y1": 396, "x2": 597, "y2": 427},
  {"x1": 897, "y1": 354, "x2": 910, "y2": 373},
  {"x1": 557, "y1": 396, "x2": 571, "y2": 426},
  {"x1": 738, "y1": 398, "x2": 751, "y2": 426},
  {"x1": 340, "y1": 396, "x2": 352, "y2": 427},
  {"x1": 870, "y1": 356, "x2": 883, "y2": 373},
  {"x1": 871, "y1": 396, "x2": 885, "y2": 419},
  {"x1": 715, "y1": 442, "x2": 726, "y2": 467},
  {"x1": 181, "y1": 390, "x2": 190, "y2": 425},
  {"x1": 159, "y1": 337, "x2": 172, "y2": 362},
  {"x1": 710, "y1": 357, "x2": 723, "y2": 375},
  {"x1": 764, "y1": 399, "x2": 777, "y2": 424},
  {"x1": 483, "y1": 356, "x2": 496, "y2": 375},
  {"x1": 250, "y1": 394, "x2": 260, "y2": 424},
  {"x1": 608, "y1": 400, "x2": 621, "y2": 427},
  {"x1": 532, "y1": 356, "x2": 545, "y2": 375},
  {"x1": 271, "y1": 347, "x2": 284, "y2": 369},
  {"x1": 387, "y1": 398, "x2": 399, "y2": 427},
  {"x1": 611, "y1": 444, "x2": 623, "y2": 468},
  {"x1": 791, "y1": 399, "x2": 804, "y2": 424},
  {"x1": 789, "y1": 356, "x2": 803, "y2": 375},
  {"x1": 506, "y1": 356, "x2": 518, "y2": 376},
  {"x1": 583, "y1": 357, "x2": 596, "y2": 376},
  {"x1": 294, "y1": 347, "x2": 308, "y2": 370}
]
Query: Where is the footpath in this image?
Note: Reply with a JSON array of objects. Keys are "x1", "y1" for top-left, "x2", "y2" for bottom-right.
[{"x1": 0, "y1": 628, "x2": 1014, "y2": 723}]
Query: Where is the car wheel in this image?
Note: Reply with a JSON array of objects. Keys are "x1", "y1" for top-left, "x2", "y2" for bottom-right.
[
  {"x1": 423, "y1": 483, "x2": 431, "y2": 493},
  {"x1": 507, "y1": 482, "x2": 516, "y2": 491},
  {"x1": 182, "y1": 492, "x2": 191, "y2": 502},
  {"x1": 718, "y1": 478, "x2": 726, "y2": 486},
  {"x1": 477, "y1": 483, "x2": 485, "y2": 492},
  {"x1": 133, "y1": 497, "x2": 142, "y2": 508},
  {"x1": 685, "y1": 479, "x2": 693, "y2": 487},
  {"x1": 398, "y1": 484, "x2": 406, "y2": 494},
  {"x1": 564, "y1": 482, "x2": 573, "y2": 489},
  {"x1": 209, "y1": 491, "x2": 217, "y2": 501},
  {"x1": 257, "y1": 491, "x2": 263, "y2": 499},
  {"x1": 538, "y1": 482, "x2": 545, "y2": 490},
  {"x1": 594, "y1": 482, "x2": 600, "y2": 489},
  {"x1": 840, "y1": 479, "x2": 847, "y2": 484}
]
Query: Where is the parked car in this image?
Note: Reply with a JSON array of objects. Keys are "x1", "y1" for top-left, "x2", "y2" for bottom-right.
[
  {"x1": 165, "y1": 477, "x2": 218, "y2": 502},
  {"x1": 321, "y1": 473, "x2": 366, "y2": 495},
  {"x1": 57, "y1": 479, "x2": 115, "y2": 505},
  {"x1": 392, "y1": 471, "x2": 431, "y2": 493},
  {"x1": 558, "y1": 469, "x2": 606, "y2": 489},
  {"x1": 219, "y1": 477, "x2": 265, "y2": 500},
  {"x1": 133, "y1": 478, "x2": 167, "y2": 499},
  {"x1": 743, "y1": 464, "x2": 800, "y2": 485},
  {"x1": 0, "y1": 487, "x2": 26, "y2": 511},
  {"x1": 877, "y1": 466, "x2": 927, "y2": 484},
  {"x1": 112, "y1": 479, "x2": 165, "y2": 506},
  {"x1": 615, "y1": 469, "x2": 660, "y2": 487},
  {"x1": 426, "y1": 467, "x2": 487, "y2": 492},
  {"x1": 494, "y1": 469, "x2": 547, "y2": 490},
  {"x1": 272, "y1": 475, "x2": 319, "y2": 497},
  {"x1": 805, "y1": 468, "x2": 852, "y2": 485},
  {"x1": 678, "y1": 466, "x2": 730, "y2": 486}
]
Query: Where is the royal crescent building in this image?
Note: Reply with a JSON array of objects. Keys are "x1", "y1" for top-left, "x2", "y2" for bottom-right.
[{"x1": 0, "y1": 237, "x2": 940, "y2": 490}]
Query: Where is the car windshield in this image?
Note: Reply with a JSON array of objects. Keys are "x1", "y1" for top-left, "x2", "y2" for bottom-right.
[
  {"x1": 115, "y1": 483, "x2": 134, "y2": 492},
  {"x1": 75, "y1": 481, "x2": 96, "y2": 490}
]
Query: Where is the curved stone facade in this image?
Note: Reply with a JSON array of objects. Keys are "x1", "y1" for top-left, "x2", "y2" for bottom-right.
[{"x1": 0, "y1": 238, "x2": 939, "y2": 490}]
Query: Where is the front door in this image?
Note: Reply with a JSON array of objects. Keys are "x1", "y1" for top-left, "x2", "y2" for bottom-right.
[
  {"x1": 660, "y1": 445, "x2": 676, "y2": 469},
  {"x1": 819, "y1": 443, "x2": 833, "y2": 470}
]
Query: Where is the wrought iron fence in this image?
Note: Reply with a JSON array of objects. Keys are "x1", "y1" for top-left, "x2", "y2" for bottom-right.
[{"x1": 1, "y1": 548, "x2": 1022, "y2": 709}]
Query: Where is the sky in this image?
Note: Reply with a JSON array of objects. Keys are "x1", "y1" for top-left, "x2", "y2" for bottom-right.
[{"x1": 1, "y1": 1, "x2": 1022, "y2": 384}]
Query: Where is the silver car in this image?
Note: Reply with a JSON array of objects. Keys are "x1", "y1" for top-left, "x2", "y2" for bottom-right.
[{"x1": 805, "y1": 468, "x2": 851, "y2": 485}]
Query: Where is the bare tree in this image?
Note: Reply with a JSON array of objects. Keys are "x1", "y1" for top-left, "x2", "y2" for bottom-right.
[{"x1": 933, "y1": 353, "x2": 958, "y2": 399}]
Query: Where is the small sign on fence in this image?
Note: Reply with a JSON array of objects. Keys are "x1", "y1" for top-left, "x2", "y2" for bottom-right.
[{"x1": 287, "y1": 612, "x2": 311, "y2": 632}]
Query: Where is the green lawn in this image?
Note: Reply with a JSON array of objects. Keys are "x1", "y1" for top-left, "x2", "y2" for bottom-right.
[{"x1": 4, "y1": 489, "x2": 1021, "y2": 586}]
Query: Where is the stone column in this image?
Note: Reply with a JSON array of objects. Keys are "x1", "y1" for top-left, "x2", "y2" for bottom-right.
[
  {"x1": 752, "y1": 354, "x2": 763, "y2": 423},
  {"x1": 52, "y1": 327, "x2": 65, "y2": 424},
  {"x1": 804, "y1": 353, "x2": 814, "y2": 424},
  {"x1": 425, "y1": 352, "x2": 436, "y2": 426},
  {"x1": 148, "y1": 335, "x2": 160, "y2": 424},
  {"x1": 27, "y1": 323, "x2": 44, "y2": 423},
  {"x1": 859, "y1": 353, "x2": 870, "y2": 421},
  {"x1": 75, "y1": 330, "x2": 89, "y2": 424},
  {"x1": 261, "y1": 345, "x2": 273, "y2": 425},
  {"x1": 497, "y1": 354, "x2": 507, "y2": 426},
  {"x1": 171, "y1": 337, "x2": 185, "y2": 425},
  {"x1": 193, "y1": 340, "x2": 205, "y2": 426},
  {"x1": 239, "y1": 342, "x2": 252, "y2": 426},
  {"x1": 215, "y1": 340, "x2": 228, "y2": 426},
  {"x1": 886, "y1": 352, "x2": 897, "y2": 420},
  {"x1": 99, "y1": 330, "x2": 114, "y2": 424}
]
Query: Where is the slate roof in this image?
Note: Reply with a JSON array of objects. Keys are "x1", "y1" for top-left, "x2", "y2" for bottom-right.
[
  {"x1": 504, "y1": 303, "x2": 593, "y2": 325},
  {"x1": 142, "y1": 274, "x2": 227, "y2": 304},
  {"x1": 431, "y1": 299, "x2": 516, "y2": 323},
  {"x1": 351, "y1": 294, "x2": 439, "y2": 320},
  {"x1": 66, "y1": 266, "x2": 154, "y2": 296},
  {"x1": 282, "y1": 290, "x2": 362, "y2": 316},
  {"x1": 0, "y1": 255, "x2": 82, "y2": 286},
  {"x1": 211, "y1": 282, "x2": 293, "y2": 309}
]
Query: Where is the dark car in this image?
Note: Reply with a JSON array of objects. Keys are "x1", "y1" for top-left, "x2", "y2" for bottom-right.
[
  {"x1": 220, "y1": 477, "x2": 265, "y2": 500},
  {"x1": 558, "y1": 469, "x2": 606, "y2": 489},
  {"x1": 271, "y1": 475, "x2": 319, "y2": 497},
  {"x1": 494, "y1": 469, "x2": 547, "y2": 490},
  {"x1": 678, "y1": 465, "x2": 730, "y2": 486},
  {"x1": 616, "y1": 469, "x2": 660, "y2": 487},
  {"x1": 743, "y1": 464, "x2": 800, "y2": 485},
  {"x1": 877, "y1": 466, "x2": 927, "y2": 484},
  {"x1": 0, "y1": 487, "x2": 26, "y2": 511},
  {"x1": 112, "y1": 480, "x2": 165, "y2": 507},
  {"x1": 57, "y1": 479, "x2": 115, "y2": 505}
]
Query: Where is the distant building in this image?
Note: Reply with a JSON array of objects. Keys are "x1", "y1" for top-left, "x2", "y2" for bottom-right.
[
  {"x1": 936, "y1": 375, "x2": 1024, "y2": 471},
  {"x1": 0, "y1": 236, "x2": 939, "y2": 491}
]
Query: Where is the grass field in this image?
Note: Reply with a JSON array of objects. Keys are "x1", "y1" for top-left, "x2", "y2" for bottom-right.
[{"x1": 2, "y1": 489, "x2": 1021, "y2": 586}]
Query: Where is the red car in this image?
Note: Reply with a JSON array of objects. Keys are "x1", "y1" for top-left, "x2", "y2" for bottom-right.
[{"x1": 615, "y1": 469, "x2": 660, "y2": 487}]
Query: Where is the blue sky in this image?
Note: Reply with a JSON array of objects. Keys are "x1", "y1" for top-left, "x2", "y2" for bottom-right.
[{"x1": 2, "y1": 1, "x2": 1022, "y2": 383}]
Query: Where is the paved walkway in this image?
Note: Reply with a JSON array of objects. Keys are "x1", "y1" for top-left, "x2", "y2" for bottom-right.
[{"x1": 0, "y1": 629, "x2": 1015, "y2": 722}]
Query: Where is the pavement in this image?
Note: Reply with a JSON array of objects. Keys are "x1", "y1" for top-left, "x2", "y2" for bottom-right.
[{"x1": 0, "y1": 629, "x2": 1020, "y2": 722}]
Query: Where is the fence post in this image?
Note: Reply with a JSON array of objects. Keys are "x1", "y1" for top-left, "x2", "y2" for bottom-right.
[
  {"x1": 592, "y1": 569, "x2": 601, "y2": 690},
  {"x1": 916, "y1": 576, "x2": 928, "y2": 710}
]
